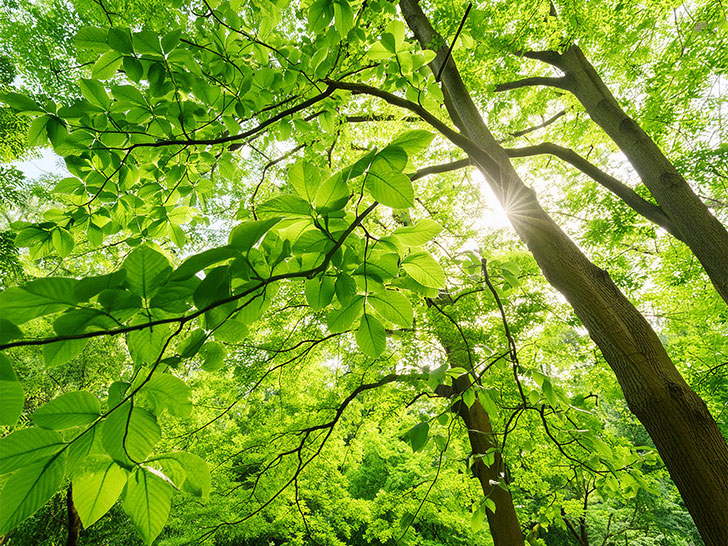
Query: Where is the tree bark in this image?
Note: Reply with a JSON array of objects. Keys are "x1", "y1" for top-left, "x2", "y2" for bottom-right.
[
  {"x1": 430, "y1": 307, "x2": 525, "y2": 546},
  {"x1": 397, "y1": 1, "x2": 728, "y2": 544},
  {"x1": 522, "y1": 44, "x2": 728, "y2": 305},
  {"x1": 66, "y1": 485, "x2": 81, "y2": 546}
]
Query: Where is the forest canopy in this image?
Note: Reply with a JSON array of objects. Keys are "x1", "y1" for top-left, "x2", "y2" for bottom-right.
[{"x1": 0, "y1": 0, "x2": 726, "y2": 545}]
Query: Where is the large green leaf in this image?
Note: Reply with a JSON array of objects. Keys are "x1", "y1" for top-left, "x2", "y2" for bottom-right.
[
  {"x1": 305, "y1": 275, "x2": 335, "y2": 311},
  {"x1": 356, "y1": 314, "x2": 386, "y2": 357},
  {"x1": 138, "y1": 373, "x2": 192, "y2": 418},
  {"x1": 368, "y1": 290, "x2": 413, "y2": 328},
  {"x1": 102, "y1": 404, "x2": 160, "y2": 465},
  {"x1": 149, "y1": 451, "x2": 210, "y2": 500},
  {"x1": 389, "y1": 130, "x2": 435, "y2": 156},
  {"x1": 0, "y1": 277, "x2": 78, "y2": 324},
  {"x1": 393, "y1": 219, "x2": 443, "y2": 247},
  {"x1": 123, "y1": 467, "x2": 173, "y2": 545},
  {"x1": 0, "y1": 452, "x2": 66, "y2": 534},
  {"x1": 127, "y1": 321, "x2": 172, "y2": 366},
  {"x1": 43, "y1": 337, "x2": 88, "y2": 368},
  {"x1": 92, "y1": 50, "x2": 123, "y2": 79},
  {"x1": 32, "y1": 391, "x2": 101, "y2": 430},
  {"x1": 401, "y1": 252, "x2": 446, "y2": 288},
  {"x1": 314, "y1": 172, "x2": 350, "y2": 212},
  {"x1": 0, "y1": 428, "x2": 65, "y2": 474},
  {"x1": 229, "y1": 218, "x2": 282, "y2": 252},
  {"x1": 0, "y1": 354, "x2": 24, "y2": 426},
  {"x1": 122, "y1": 246, "x2": 172, "y2": 299},
  {"x1": 327, "y1": 295, "x2": 364, "y2": 333},
  {"x1": 73, "y1": 455, "x2": 129, "y2": 526},
  {"x1": 169, "y1": 246, "x2": 239, "y2": 280},
  {"x1": 365, "y1": 170, "x2": 414, "y2": 209}
]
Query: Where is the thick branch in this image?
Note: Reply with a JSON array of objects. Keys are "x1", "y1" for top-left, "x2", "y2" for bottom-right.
[
  {"x1": 411, "y1": 158, "x2": 471, "y2": 181},
  {"x1": 504, "y1": 143, "x2": 683, "y2": 240},
  {"x1": 494, "y1": 76, "x2": 570, "y2": 92},
  {"x1": 501, "y1": 109, "x2": 567, "y2": 141}
]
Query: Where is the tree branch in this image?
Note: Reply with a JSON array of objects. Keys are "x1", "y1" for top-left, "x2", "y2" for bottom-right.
[
  {"x1": 411, "y1": 158, "x2": 471, "y2": 180},
  {"x1": 494, "y1": 76, "x2": 571, "y2": 92},
  {"x1": 504, "y1": 142, "x2": 683, "y2": 240}
]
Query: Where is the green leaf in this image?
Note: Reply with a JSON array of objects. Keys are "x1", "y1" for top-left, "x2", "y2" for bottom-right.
[
  {"x1": 139, "y1": 373, "x2": 192, "y2": 418},
  {"x1": 43, "y1": 337, "x2": 88, "y2": 368},
  {"x1": 200, "y1": 341, "x2": 226, "y2": 372},
  {"x1": 149, "y1": 452, "x2": 210, "y2": 500},
  {"x1": 0, "y1": 453, "x2": 66, "y2": 535},
  {"x1": 193, "y1": 265, "x2": 230, "y2": 310},
  {"x1": 393, "y1": 219, "x2": 443, "y2": 246},
  {"x1": 0, "y1": 319, "x2": 23, "y2": 345},
  {"x1": 356, "y1": 314, "x2": 386, "y2": 357},
  {"x1": 32, "y1": 391, "x2": 101, "y2": 430},
  {"x1": 402, "y1": 252, "x2": 445, "y2": 288},
  {"x1": 327, "y1": 295, "x2": 364, "y2": 333},
  {"x1": 102, "y1": 404, "x2": 161, "y2": 465},
  {"x1": 123, "y1": 467, "x2": 173, "y2": 545},
  {"x1": 0, "y1": 428, "x2": 65, "y2": 474},
  {"x1": 123, "y1": 56, "x2": 143, "y2": 82},
  {"x1": 314, "y1": 172, "x2": 350, "y2": 212},
  {"x1": 107, "y1": 27, "x2": 133, "y2": 54},
  {"x1": 170, "y1": 246, "x2": 239, "y2": 280},
  {"x1": 73, "y1": 455, "x2": 129, "y2": 526},
  {"x1": 334, "y1": 272, "x2": 357, "y2": 304},
  {"x1": 133, "y1": 30, "x2": 163, "y2": 55},
  {"x1": 470, "y1": 506, "x2": 485, "y2": 531},
  {"x1": 257, "y1": 195, "x2": 312, "y2": 218},
  {"x1": 542, "y1": 378, "x2": 557, "y2": 406},
  {"x1": 478, "y1": 390, "x2": 499, "y2": 418},
  {"x1": 408, "y1": 422, "x2": 429, "y2": 452},
  {"x1": 0, "y1": 277, "x2": 78, "y2": 324},
  {"x1": 366, "y1": 149, "x2": 414, "y2": 209},
  {"x1": 305, "y1": 275, "x2": 335, "y2": 311},
  {"x1": 0, "y1": 354, "x2": 24, "y2": 426},
  {"x1": 0, "y1": 92, "x2": 44, "y2": 113},
  {"x1": 229, "y1": 218, "x2": 282, "y2": 252},
  {"x1": 74, "y1": 27, "x2": 109, "y2": 51},
  {"x1": 79, "y1": 79, "x2": 111, "y2": 109},
  {"x1": 390, "y1": 130, "x2": 435, "y2": 156},
  {"x1": 178, "y1": 329, "x2": 206, "y2": 358},
  {"x1": 127, "y1": 322, "x2": 172, "y2": 367},
  {"x1": 27, "y1": 117, "x2": 51, "y2": 149},
  {"x1": 368, "y1": 290, "x2": 413, "y2": 327},
  {"x1": 92, "y1": 50, "x2": 123, "y2": 80},
  {"x1": 122, "y1": 245, "x2": 172, "y2": 299}
]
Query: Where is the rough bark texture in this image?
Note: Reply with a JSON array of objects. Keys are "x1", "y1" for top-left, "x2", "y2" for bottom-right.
[
  {"x1": 431, "y1": 309, "x2": 525, "y2": 546},
  {"x1": 537, "y1": 45, "x2": 728, "y2": 305},
  {"x1": 66, "y1": 485, "x2": 81, "y2": 546},
  {"x1": 398, "y1": 1, "x2": 728, "y2": 543}
]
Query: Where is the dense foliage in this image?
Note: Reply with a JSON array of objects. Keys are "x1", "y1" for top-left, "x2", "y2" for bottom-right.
[{"x1": 0, "y1": 0, "x2": 726, "y2": 545}]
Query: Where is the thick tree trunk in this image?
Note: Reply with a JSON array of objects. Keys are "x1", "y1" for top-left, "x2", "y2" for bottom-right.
[
  {"x1": 398, "y1": 1, "x2": 728, "y2": 544},
  {"x1": 66, "y1": 485, "x2": 81, "y2": 546},
  {"x1": 531, "y1": 45, "x2": 728, "y2": 305},
  {"x1": 431, "y1": 310, "x2": 525, "y2": 546}
]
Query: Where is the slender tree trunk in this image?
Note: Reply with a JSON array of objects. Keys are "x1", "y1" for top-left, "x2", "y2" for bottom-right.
[
  {"x1": 430, "y1": 308, "x2": 525, "y2": 546},
  {"x1": 398, "y1": 1, "x2": 728, "y2": 543},
  {"x1": 66, "y1": 485, "x2": 81, "y2": 546},
  {"x1": 524, "y1": 44, "x2": 728, "y2": 305}
]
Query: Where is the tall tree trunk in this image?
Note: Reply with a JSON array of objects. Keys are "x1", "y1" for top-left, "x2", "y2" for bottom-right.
[
  {"x1": 397, "y1": 1, "x2": 728, "y2": 543},
  {"x1": 66, "y1": 485, "x2": 81, "y2": 546},
  {"x1": 430, "y1": 306, "x2": 525, "y2": 546},
  {"x1": 521, "y1": 44, "x2": 728, "y2": 305}
]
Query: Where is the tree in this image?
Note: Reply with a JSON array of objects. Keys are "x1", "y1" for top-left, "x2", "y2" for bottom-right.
[{"x1": 0, "y1": 0, "x2": 726, "y2": 545}]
